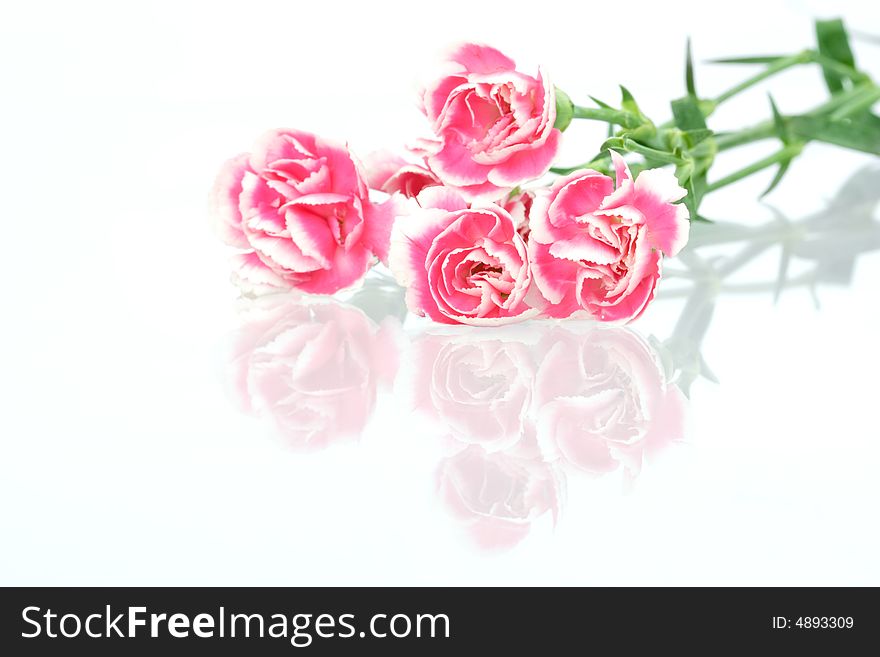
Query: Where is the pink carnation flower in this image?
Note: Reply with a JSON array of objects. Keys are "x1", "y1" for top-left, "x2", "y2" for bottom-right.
[
  {"x1": 528, "y1": 153, "x2": 690, "y2": 322},
  {"x1": 389, "y1": 188, "x2": 538, "y2": 326},
  {"x1": 212, "y1": 129, "x2": 398, "y2": 294},
  {"x1": 418, "y1": 43, "x2": 560, "y2": 203},
  {"x1": 361, "y1": 150, "x2": 442, "y2": 198}
]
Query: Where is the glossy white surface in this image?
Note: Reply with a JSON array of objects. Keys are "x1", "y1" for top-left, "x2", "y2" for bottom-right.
[{"x1": 1, "y1": 0, "x2": 879, "y2": 585}]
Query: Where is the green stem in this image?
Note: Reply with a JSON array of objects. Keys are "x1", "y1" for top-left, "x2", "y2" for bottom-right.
[
  {"x1": 572, "y1": 105, "x2": 642, "y2": 128},
  {"x1": 712, "y1": 80, "x2": 879, "y2": 154},
  {"x1": 549, "y1": 139, "x2": 685, "y2": 174},
  {"x1": 660, "y1": 50, "x2": 868, "y2": 139},
  {"x1": 714, "y1": 121, "x2": 776, "y2": 152},
  {"x1": 622, "y1": 138, "x2": 687, "y2": 165},
  {"x1": 550, "y1": 165, "x2": 587, "y2": 175},
  {"x1": 808, "y1": 51, "x2": 870, "y2": 84},
  {"x1": 713, "y1": 51, "x2": 811, "y2": 106},
  {"x1": 807, "y1": 81, "x2": 878, "y2": 116},
  {"x1": 550, "y1": 157, "x2": 609, "y2": 176},
  {"x1": 560, "y1": 54, "x2": 878, "y2": 202},
  {"x1": 705, "y1": 143, "x2": 803, "y2": 192},
  {"x1": 829, "y1": 85, "x2": 880, "y2": 120}
]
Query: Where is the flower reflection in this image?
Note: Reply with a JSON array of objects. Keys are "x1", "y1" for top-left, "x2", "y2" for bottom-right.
[
  {"x1": 221, "y1": 165, "x2": 880, "y2": 552},
  {"x1": 436, "y1": 440, "x2": 564, "y2": 552},
  {"x1": 415, "y1": 323, "x2": 686, "y2": 550},
  {"x1": 414, "y1": 336, "x2": 535, "y2": 451},
  {"x1": 535, "y1": 327, "x2": 686, "y2": 478},
  {"x1": 229, "y1": 293, "x2": 400, "y2": 451}
]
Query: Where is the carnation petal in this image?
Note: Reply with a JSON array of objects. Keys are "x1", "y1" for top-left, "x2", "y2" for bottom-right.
[
  {"x1": 549, "y1": 171, "x2": 614, "y2": 227},
  {"x1": 296, "y1": 244, "x2": 373, "y2": 295},
  {"x1": 443, "y1": 307, "x2": 541, "y2": 327},
  {"x1": 448, "y1": 43, "x2": 516, "y2": 75},
  {"x1": 455, "y1": 180, "x2": 509, "y2": 204},
  {"x1": 549, "y1": 233, "x2": 621, "y2": 265},
  {"x1": 634, "y1": 166, "x2": 688, "y2": 203},
  {"x1": 249, "y1": 129, "x2": 317, "y2": 172},
  {"x1": 587, "y1": 250, "x2": 661, "y2": 323},
  {"x1": 283, "y1": 205, "x2": 337, "y2": 269},
  {"x1": 527, "y1": 241, "x2": 581, "y2": 314},
  {"x1": 211, "y1": 153, "x2": 251, "y2": 249},
  {"x1": 248, "y1": 233, "x2": 322, "y2": 274},
  {"x1": 417, "y1": 186, "x2": 469, "y2": 212},
  {"x1": 632, "y1": 168, "x2": 690, "y2": 256},
  {"x1": 429, "y1": 140, "x2": 493, "y2": 186},
  {"x1": 362, "y1": 194, "x2": 410, "y2": 264},
  {"x1": 388, "y1": 209, "x2": 457, "y2": 320},
  {"x1": 231, "y1": 251, "x2": 288, "y2": 289},
  {"x1": 609, "y1": 150, "x2": 633, "y2": 188},
  {"x1": 360, "y1": 150, "x2": 409, "y2": 190},
  {"x1": 485, "y1": 129, "x2": 561, "y2": 187}
]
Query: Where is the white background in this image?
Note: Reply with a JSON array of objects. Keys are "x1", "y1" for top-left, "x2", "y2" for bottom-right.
[{"x1": 1, "y1": 0, "x2": 879, "y2": 585}]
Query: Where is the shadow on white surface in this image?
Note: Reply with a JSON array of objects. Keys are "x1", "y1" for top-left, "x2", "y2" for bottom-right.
[{"x1": 661, "y1": 163, "x2": 880, "y2": 393}]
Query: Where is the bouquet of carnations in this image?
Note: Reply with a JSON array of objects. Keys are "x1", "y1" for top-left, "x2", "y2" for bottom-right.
[{"x1": 212, "y1": 18, "x2": 878, "y2": 325}]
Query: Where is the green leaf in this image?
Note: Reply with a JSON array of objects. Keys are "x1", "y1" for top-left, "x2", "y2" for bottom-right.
[
  {"x1": 600, "y1": 136, "x2": 626, "y2": 152},
  {"x1": 587, "y1": 150, "x2": 612, "y2": 169},
  {"x1": 588, "y1": 95, "x2": 613, "y2": 109},
  {"x1": 666, "y1": 126, "x2": 712, "y2": 151},
  {"x1": 625, "y1": 122, "x2": 659, "y2": 144},
  {"x1": 708, "y1": 55, "x2": 788, "y2": 64},
  {"x1": 815, "y1": 18, "x2": 856, "y2": 92},
  {"x1": 698, "y1": 99, "x2": 717, "y2": 116},
  {"x1": 671, "y1": 95, "x2": 707, "y2": 130},
  {"x1": 683, "y1": 173, "x2": 707, "y2": 219},
  {"x1": 769, "y1": 94, "x2": 785, "y2": 137},
  {"x1": 760, "y1": 157, "x2": 791, "y2": 198},
  {"x1": 675, "y1": 159, "x2": 694, "y2": 184},
  {"x1": 828, "y1": 85, "x2": 880, "y2": 121},
  {"x1": 789, "y1": 112, "x2": 880, "y2": 154},
  {"x1": 759, "y1": 94, "x2": 795, "y2": 196},
  {"x1": 767, "y1": 93, "x2": 797, "y2": 146},
  {"x1": 685, "y1": 38, "x2": 696, "y2": 97},
  {"x1": 683, "y1": 128, "x2": 713, "y2": 147},
  {"x1": 622, "y1": 139, "x2": 687, "y2": 165},
  {"x1": 550, "y1": 151, "x2": 614, "y2": 176},
  {"x1": 619, "y1": 85, "x2": 640, "y2": 115},
  {"x1": 553, "y1": 87, "x2": 575, "y2": 132}
]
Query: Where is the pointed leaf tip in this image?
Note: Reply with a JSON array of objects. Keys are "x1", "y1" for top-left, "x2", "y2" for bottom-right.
[
  {"x1": 619, "y1": 85, "x2": 641, "y2": 115},
  {"x1": 708, "y1": 55, "x2": 788, "y2": 64},
  {"x1": 685, "y1": 38, "x2": 696, "y2": 97},
  {"x1": 767, "y1": 93, "x2": 792, "y2": 145},
  {"x1": 760, "y1": 158, "x2": 792, "y2": 198}
]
